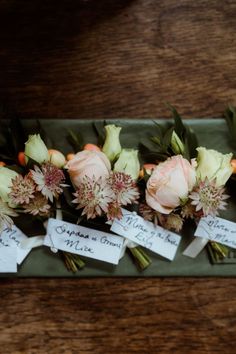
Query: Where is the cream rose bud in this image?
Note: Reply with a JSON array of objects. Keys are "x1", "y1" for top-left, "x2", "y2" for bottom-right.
[
  {"x1": 146, "y1": 155, "x2": 196, "y2": 214},
  {"x1": 48, "y1": 149, "x2": 66, "y2": 168},
  {"x1": 196, "y1": 147, "x2": 233, "y2": 187},
  {"x1": 171, "y1": 131, "x2": 185, "y2": 155},
  {"x1": 25, "y1": 134, "x2": 49, "y2": 165},
  {"x1": 102, "y1": 124, "x2": 122, "y2": 162},
  {"x1": 65, "y1": 150, "x2": 111, "y2": 188},
  {"x1": 0, "y1": 167, "x2": 19, "y2": 203},
  {"x1": 114, "y1": 149, "x2": 140, "y2": 180}
]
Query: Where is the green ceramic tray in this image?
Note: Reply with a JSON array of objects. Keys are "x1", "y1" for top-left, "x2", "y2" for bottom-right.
[{"x1": 1, "y1": 119, "x2": 236, "y2": 277}]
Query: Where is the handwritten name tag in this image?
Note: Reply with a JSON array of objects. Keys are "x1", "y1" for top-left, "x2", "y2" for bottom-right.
[
  {"x1": 44, "y1": 219, "x2": 124, "y2": 265},
  {"x1": 0, "y1": 246, "x2": 17, "y2": 273},
  {"x1": 111, "y1": 209, "x2": 181, "y2": 260},
  {"x1": 0, "y1": 226, "x2": 31, "y2": 264},
  {"x1": 195, "y1": 216, "x2": 236, "y2": 248}
]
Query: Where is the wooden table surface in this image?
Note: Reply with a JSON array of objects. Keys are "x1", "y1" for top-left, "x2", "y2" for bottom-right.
[{"x1": 1, "y1": 1, "x2": 236, "y2": 353}]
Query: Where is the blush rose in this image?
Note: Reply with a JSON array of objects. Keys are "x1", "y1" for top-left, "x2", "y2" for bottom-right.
[
  {"x1": 66, "y1": 150, "x2": 111, "y2": 188},
  {"x1": 146, "y1": 155, "x2": 196, "y2": 214}
]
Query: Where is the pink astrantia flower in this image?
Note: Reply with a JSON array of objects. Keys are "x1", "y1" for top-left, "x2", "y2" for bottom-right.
[
  {"x1": 9, "y1": 174, "x2": 36, "y2": 205},
  {"x1": 107, "y1": 201, "x2": 123, "y2": 221},
  {"x1": 164, "y1": 213, "x2": 183, "y2": 232},
  {"x1": 31, "y1": 163, "x2": 65, "y2": 202},
  {"x1": 73, "y1": 176, "x2": 115, "y2": 219},
  {"x1": 23, "y1": 193, "x2": 51, "y2": 216},
  {"x1": 109, "y1": 172, "x2": 139, "y2": 205},
  {"x1": 189, "y1": 178, "x2": 229, "y2": 216}
]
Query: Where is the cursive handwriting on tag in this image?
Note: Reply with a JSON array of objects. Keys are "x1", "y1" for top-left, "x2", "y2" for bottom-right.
[
  {"x1": 0, "y1": 226, "x2": 31, "y2": 264},
  {"x1": 111, "y1": 209, "x2": 181, "y2": 260},
  {"x1": 44, "y1": 218, "x2": 124, "y2": 264},
  {"x1": 195, "y1": 216, "x2": 236, "y2": 248}
]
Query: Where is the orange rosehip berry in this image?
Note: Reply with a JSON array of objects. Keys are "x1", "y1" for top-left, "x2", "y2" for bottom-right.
[
  {"x1": 83, "y1": 143, "x2": 101, "y2": 152},
  {"x1": 66, "y1": 153, "x2": 75, "y2": 161},
  {"x1": 18, "y1": 151, "x2": 26, "y2": 166},
  {"x1": 231, "y1": 159, "x2": 236, "y2": 174}
]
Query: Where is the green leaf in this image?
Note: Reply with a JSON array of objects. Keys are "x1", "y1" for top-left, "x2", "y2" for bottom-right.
[
  {"x1": 67, "y1": 129, "x2": 84, "y2": 152},
  {"x1": 93, "y1": 121, "x2": 106, "y2": 147},
  {"x1": 224, "y1": 106, "x2": 236, "y2": 149},
  {"x1": 36, "y1": 120, "x2": 53, "y2": 148},
  {"x1": 163, "y1": 126, "x2": 174, "y2": 149},
  {"x1": 9, "y1": 118, "x2": 27, "y2": 156},
  {"x1": 166, "y1": 103, "x2": 185, "y2": 139}
]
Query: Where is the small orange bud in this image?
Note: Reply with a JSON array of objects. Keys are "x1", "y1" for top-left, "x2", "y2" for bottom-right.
[
  {"x1": 66, "y1": 153, "x2": 75, "y2": 161},
  {"x1": 83, "y1": 143, "x2": 101, "y2": 152},
  {"x1": 139, "y1": 169, "x2": 144, "y2": 178},
  {"x1": 0, "y1": 161, "x2": 6, "y2": 167},
  {"x1": 231, "y1": 159, "x2": 236, "y2": 174},
  {"x1": 18, "y1": 152, "x2": 26, "y2": 166}
]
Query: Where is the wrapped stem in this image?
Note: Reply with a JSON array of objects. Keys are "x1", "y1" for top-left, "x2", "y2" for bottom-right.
[
  {"x1": 62, "y1": 252, "x2": 85, "y2": 272},
  {"x1": 208, "y1": 242, "x2": 229, "y2": 263},
  {"x1": 128, "y1": 246, "x2": 152, "y2": 271}
]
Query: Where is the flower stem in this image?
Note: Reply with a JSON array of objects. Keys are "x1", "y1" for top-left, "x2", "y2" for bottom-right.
[
  {"x1": 208, "y1": 242, "x2": 229, "y2": 262},
  {"x1": 128, "y1": 246, "x2": 152, "y2": 271},
  {"x1": 62, "y1": 252, "x2": 85, "y2": 272}
]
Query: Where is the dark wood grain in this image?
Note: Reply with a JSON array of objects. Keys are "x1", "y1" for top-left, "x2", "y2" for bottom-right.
[
  {"x1": 1, "y1": 278, "x2": 236, "y2": 354},
  {"x1": 1, "y1": 0, "x2": 236, "y2": 353},
  {"x1": 1, "y1": 0, "x2": 236, "y2": 119}
]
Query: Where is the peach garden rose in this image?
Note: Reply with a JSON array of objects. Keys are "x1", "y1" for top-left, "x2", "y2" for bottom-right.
[
  {"x1": 66, "y1": 150, "x2": 111, "y2": 188},
  {"x1": 146, "y1": 155, "x2": 196, "y2": 214}
]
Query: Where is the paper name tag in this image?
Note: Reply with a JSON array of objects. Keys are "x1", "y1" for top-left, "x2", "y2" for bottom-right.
[
  {"x1": 0, "y1": 246, "x2": 17, "y2": 273},
  {"x1": 0, "y1": 226, "x2": 31, "y2": 264},
  {"x1": 195, "y1": 216, "x2": 236, "y2": 248},
  {"x1": 111, "y1": 209, "x2": 181, "y2": 260},
  {"x1": 44, "y1": 218, "x2": 124, "y2": 265}
]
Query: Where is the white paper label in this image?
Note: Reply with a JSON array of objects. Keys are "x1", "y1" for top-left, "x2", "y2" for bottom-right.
[
  {"x1": 195, "y1": 216, "x2": 236, "y2": 248},
  {"x1": 111, "y1": 209, "x2": 181, "y2": 260},
  {"x1": 0, "y1": 226, "x2": 31, "y2": 264},
  {"x1": 0, "y1": 246, "x2": 17, "y2": 273},
  {"x1": 44, "y1": 218, "x2": 124, "y2": 265}
]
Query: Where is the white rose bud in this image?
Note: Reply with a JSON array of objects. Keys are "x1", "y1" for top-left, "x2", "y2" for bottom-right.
[
  {"x1": 48, "y1": 149, "x2": 66, "y2": 168},
  {"x1": 25, "y1": 134, "x2": 49, "y2": 165},
  {"x1": 0, "y1": 167, "x2": 19, "y2": 203},
  {"x1": 102, "y1": 125, "x2": 122, "y2": 162},
  {"x1": 196, "y1": 147, "x2": 233, "y2": 187},
  {"x1": 114, "y1": 149, "x2": 140, "y2": 180}
]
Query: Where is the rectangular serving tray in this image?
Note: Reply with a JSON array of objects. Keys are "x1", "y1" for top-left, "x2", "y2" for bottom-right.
[{"x1": 1, "y1": 118, "x2": 236, "y2": 277}]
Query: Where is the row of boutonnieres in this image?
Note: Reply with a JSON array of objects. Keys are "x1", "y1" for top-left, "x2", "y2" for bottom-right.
[
  {"x1": 0, "y1": 107, "x2": 235, "y2": 271},
  {"x1": 0, "y1": 121, "x2": 149, "y2": 271}
]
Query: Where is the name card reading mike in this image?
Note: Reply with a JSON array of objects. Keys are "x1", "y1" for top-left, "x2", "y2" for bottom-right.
[
  {"x1": 111, "y1": 209, "x2": 181, "y2": 260},
  {"x1": 0, "y1": 225, "x2": 31, "y2": 265},
  {"x1": 195, "y1": 216, "x2": 236, "y2": 248},
  {"x1": 0, "y1": 246, "x2": 17, "y2": 273},
  {"x1": 44, "y1": 218, "x2": 124, "y2": 264}
]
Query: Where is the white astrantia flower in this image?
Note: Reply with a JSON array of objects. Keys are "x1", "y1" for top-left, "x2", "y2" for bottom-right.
[{"x1": 31, "y1": 163, "x2": 65, "y2": 202}]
